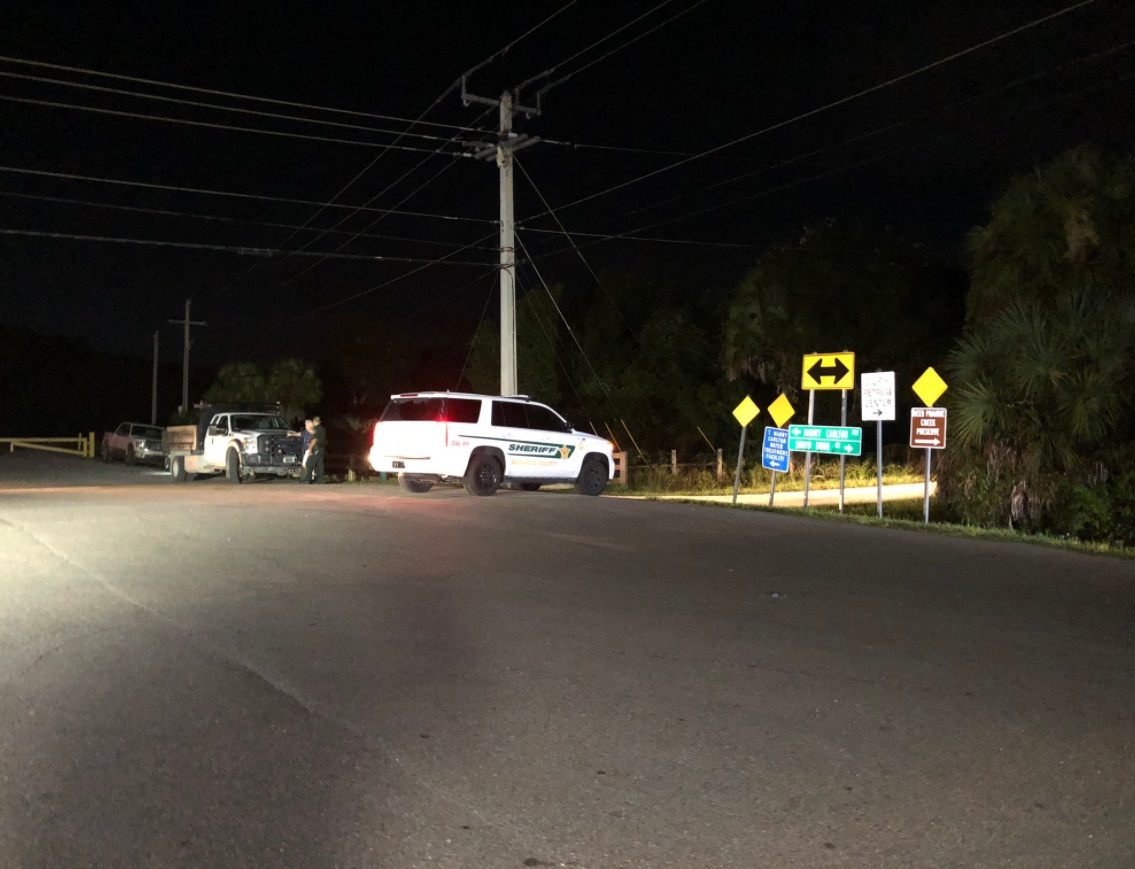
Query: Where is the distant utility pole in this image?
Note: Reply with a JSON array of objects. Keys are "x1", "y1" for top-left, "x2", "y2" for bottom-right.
[
  {"x1": 168, "y1": 299, "x2": 207, "y2": 415},
  {"x1": 151, "y1": 331, "x2": 159, "y2": 425},
  {"x1": 461, "y1": 80, "x2": 541, "y2": 397}
]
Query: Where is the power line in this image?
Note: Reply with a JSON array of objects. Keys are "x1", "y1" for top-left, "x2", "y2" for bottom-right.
[
  {"x1": 260, "y1": 111, "x2": 493, "y2": 291},
  {"x1": 456, "y1": 272, "x2": 500, "y2": 388},
  {"x1": 540, "y1": 137, "x2": 819, "y2": 166},
  {"x1": 0, "y1": 165, "x2": 495, "y2": 224},
  {"x1": 521, "y1": 0, "x2": 1100, "y2": 222},
  {"x1": 274, "y1": 0, "x2": 584, "y2": 281},
  {"x1": 279, "y1": 229, "x2": 502, "y2": 324},
  {"x1": 514, "y1": 228, "x2": 612, "y2": 404},
  {"x1": 521, "y1": 226, "x2": 764, "y2": 249},
  {"x1": 533, "y1": 0, "x2": 711, "y2": 104},
  {"x1": 515, "y1": 0, "x2": 680, "y2": 93},
  {"x1": 0, "y1": 190, "x2": 500, "y2": 250},
  {"x1": 0, "y1": 93, "x2": 474, "y2": 156},
  {"x1": 514, "y1": 155, "x2": 638, "y2": 341},
  {"x1": 0, "y1": 53, "x2": 487, "y2": 132},
  {"x1": 0, "y1": 70, "x2": 491, "y2": 144},
  {"x1": 0, "y1": 227, "x2": 496, "y2": 266},
  {"x1": 406, "y1": 265, "x2": 504, "y2": 320},
  {"x1": 559, "y1": 37, "x2": 1135, "y2": 236},
  {"x1": 460, "y1": 0, "x2": 584, "y2": 82},
  {"x1": 530, "y1": 70, "x2": 1134, "y2": 259}
]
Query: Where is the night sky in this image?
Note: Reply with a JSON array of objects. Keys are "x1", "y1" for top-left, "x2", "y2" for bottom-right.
[{"x1": 2, "y1": 0, "x2": 1132, "y2": 367}]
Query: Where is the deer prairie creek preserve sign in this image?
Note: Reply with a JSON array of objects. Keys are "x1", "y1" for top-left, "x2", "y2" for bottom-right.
[{"x1": 910, "y1": 408, "x2": 948, "y2": 449}]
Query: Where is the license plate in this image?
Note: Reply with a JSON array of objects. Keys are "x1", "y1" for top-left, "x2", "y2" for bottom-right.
[{"x1": 283, "y1": 455, "x2": 296, "y2": 464}]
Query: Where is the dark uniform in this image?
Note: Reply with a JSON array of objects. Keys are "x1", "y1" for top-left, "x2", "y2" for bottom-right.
[
  {"x1": 299, "y1": 427, "x2": 314, "y2": 483},
  {"x1": 310, "y1": 423, "x2": 327, "y2": 484}
]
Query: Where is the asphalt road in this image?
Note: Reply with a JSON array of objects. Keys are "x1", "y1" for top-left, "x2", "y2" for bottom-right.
[{"x1": 1, "y1": 451, "x2": 1133, "y2": 868}]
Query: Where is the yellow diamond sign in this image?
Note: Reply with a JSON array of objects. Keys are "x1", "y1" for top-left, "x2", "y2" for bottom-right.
[
  {"x1": 732, "y1": 396, "x2": 760, "y2": 427},
  {"x1": 767, "y1": 393, "x2": 795, "y2": 429},
  {"x1": 912, "y1": 366, "x2": 948, "y2": 406}
]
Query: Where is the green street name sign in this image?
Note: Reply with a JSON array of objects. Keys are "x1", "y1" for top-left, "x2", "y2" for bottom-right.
[{"x1": 787, "y1": 425, "x2": 863, "y2": 456}]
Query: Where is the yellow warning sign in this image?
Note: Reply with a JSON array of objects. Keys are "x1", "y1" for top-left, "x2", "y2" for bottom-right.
[
  {"x1": 801, "y1": 352, "x2": 855, "y2": 390},
  {"x1": 732, "y1": 396, "x2": 760, "y2": 427},
  {"x1": 767, "y1": 394, "x2": 795, "y2": 429},
  {"x1": 912, "y1": 366, "x2": 948, "y2": 406}
]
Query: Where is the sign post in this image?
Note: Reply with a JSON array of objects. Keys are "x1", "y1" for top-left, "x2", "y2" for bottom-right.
[
  {"x1": 838, "y1": 387, "x2": 849, "y2": 512},
  {"x1": 802, "y1": 390, "x2": 816, "y2": 507},
  {"x1": 861, "y1": 371, "x2": 896, "y2": 518},
  {"x1": 800, "y1": 352, "x2": 855, "y2": 508},
  {"x1": 763, "y1": 394, "x2": 795, "y2": 507},
  {"x1": 910, "y1": 367, "x2": 949, "y2": 524},
  {"x1": 731, "y1": 396, "x2": 760, "y2": 505}
]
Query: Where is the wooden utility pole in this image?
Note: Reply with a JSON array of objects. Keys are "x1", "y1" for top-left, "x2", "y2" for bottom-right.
[
  {"x1": 460, "y1": 81, "x2": 541, "y2": 396},
  {"x1": 168, "y1": 299, "x2": 207, "y2": 414}
]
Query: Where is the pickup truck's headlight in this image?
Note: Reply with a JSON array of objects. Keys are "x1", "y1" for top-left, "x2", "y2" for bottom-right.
[
  {"x1": 243, "y1": 436, "x2": 258, "y2": 452},
  {"x1": 134, "y1": 438, "x2": 147, "y2": 450}
]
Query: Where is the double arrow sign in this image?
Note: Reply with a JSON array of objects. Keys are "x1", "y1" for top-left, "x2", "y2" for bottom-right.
[{"x1": 801, "y1": 352, "x2": 855, "y2": 391}]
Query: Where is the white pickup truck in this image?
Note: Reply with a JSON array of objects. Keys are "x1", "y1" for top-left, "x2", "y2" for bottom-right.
[{"x1": 164, "y1": 405, "x2": 303, "y2": 483}]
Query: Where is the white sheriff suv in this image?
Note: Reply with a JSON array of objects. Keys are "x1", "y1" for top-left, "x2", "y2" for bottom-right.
[{"x1": 369, "y1": 392, "x2": 615, "y2": 497}]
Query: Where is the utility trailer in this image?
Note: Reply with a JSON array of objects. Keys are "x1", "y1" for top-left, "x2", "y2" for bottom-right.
[{"x1": 164, "y1": 404, "x2": 303, "y2": 483}]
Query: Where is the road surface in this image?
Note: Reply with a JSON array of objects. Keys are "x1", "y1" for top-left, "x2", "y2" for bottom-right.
[{"x1": 1, "y1": 451, "x2": 1133, "y2": 868}]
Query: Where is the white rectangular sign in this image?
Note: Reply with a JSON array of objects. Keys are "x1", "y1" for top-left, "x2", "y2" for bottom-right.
[{"x1": 861, "y1": 371, "x2": 896, "y2": 422}]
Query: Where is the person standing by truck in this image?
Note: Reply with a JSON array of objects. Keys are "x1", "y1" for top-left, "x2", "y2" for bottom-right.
[{"x1": 310, "y1": 415, "x2": 327, "y2": 484}]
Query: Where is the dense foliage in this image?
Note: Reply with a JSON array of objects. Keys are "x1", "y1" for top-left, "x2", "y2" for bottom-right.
[{"x1": 938, "y1": 147, "x2": 1135, "y2": 543}]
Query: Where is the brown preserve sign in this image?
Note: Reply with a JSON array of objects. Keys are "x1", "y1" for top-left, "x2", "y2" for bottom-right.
[{"x1": 910, "y1": 407, "x2": 947, "y2": 449}]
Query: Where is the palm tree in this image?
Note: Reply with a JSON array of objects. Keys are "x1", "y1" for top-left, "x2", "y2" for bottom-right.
[{"x1": 941, "y1": 147, "x2": 1135, "y2": 531}]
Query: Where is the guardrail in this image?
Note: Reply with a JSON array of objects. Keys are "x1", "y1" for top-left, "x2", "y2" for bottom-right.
[{"x1": 0, "y1": 433, "x2": 96, "y2": 459}]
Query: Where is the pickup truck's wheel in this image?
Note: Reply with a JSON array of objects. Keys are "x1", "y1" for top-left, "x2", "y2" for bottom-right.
[
  {"x1": 463, "y1": 454, "x2": 501, "y2": 496},
  {"x1": 398, "y1": 475, "x2": 434, "y2": 493},
  {"x1": 124, "y1": 445, "x2": 136, "y2": 467},
  {"x1": 101, "y1": 441, "x2": 111, "y2": 462},
  {"x1": 520, "y1": 483, "x2": 541, "y2": 492},
  {"x1": 575, "y1": 456, "x2": 608, "y2": 496},
  {"x1": 170, "y1": 455, "x2": 186, "y2": 483},
  {"x1": 225, "y1": 448, "x2": 242, "y2": 484}
]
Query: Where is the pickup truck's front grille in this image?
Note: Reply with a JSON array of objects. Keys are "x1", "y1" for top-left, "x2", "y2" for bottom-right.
[{"x1": 257, "y1": 434, "x2": 302, "y2": 460}]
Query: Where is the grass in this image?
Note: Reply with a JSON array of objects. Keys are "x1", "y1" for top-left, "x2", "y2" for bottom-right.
[
  {"x1": 652, "y1": 495, "x2": 1135, "y2": 560},
  {"x1": 614, "y1": 458, "x2": 923, "y2": 496}
]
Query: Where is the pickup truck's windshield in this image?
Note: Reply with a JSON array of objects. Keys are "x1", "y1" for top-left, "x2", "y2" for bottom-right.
[
  {"x1": 134, "y1": 426, "x2": 163, "y2": 439},
  {"x1": 231, "y1": 415, "x2": 289, "y2": 431}
]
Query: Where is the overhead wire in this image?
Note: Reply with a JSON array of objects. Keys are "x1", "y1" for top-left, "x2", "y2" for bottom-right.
[
  {"x1": 0, "y1": 165, "x2": 495, "y2": 224},
  {"x1": 0, "y1": 190, "x2": 499, "y2": 250},
  {"x1": 520, "y1": 0, "x2": 1100, "y2": 223},
  {"x1": 0, "y1": 70, "x2": 492, "y2": 144},
  {"x1": 520, "y1": 226, "x2": 764, "y2": 249},
  {"x1": 278, "y1": 229, "x2": 502, "y2": 324},
  {"x1": 529, "y1": 69, "x2": 1135, "y2": 260},
  {"x1": 533, "y1": 0, "x2": 711, "y2": 102},
  {"x1": 513, "y1": 228, "x2": 615, "y2": 407},
  {"x1": 269, "y1": 0, "x2": 583, "y2": 272},
  {"x1": 261, "y1": 109, "x2": 494, "y2": 293},
  {"x1": 514, "y1": 0, "x2": 680, "y2": 93},
  {"x1": 0, "y1": 53, "x2": 488, "y2": 132},
  {"x1": 456, "y1": 272, "x2": 500, "y2": 389},
  {"x1": 0, "y1": 227, "x2": 495, "y2": 266},
  {"x1": 545, "y1": 37, "x2": 1135, "y2": 237},
  {"x1": 515, "y1": 262, "x2": 597, "y2": 428},
  {"x1": 233, "y1": 1, "x2": 580, "y2": 296},
  {"x1": 514, "y1": 155, "x2": 638, "y2": 341},
  {"x1": 0, "y1": 94, "x2": 474, "y2": 156}
]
